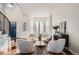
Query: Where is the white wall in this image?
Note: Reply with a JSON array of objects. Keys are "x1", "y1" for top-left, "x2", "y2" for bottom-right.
[
  {"x1": 0, "y1": 4, "x2": 3, "y2": 11},
  {"x1": 52, "y1": 6, "x2": 79, "y2": 54},
  {"x1": 0, "y1": 4, "x2": 6, "y2": 12}
]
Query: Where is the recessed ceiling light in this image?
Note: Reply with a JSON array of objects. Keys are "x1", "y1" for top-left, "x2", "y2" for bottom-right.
[{"x1": 8, "y1": 3, "x2": 17, "y2": 7}]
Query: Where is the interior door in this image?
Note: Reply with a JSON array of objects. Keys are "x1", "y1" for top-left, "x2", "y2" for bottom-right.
[{"x1": 10, "y1": 22, "x2": 16, "y2": 39}]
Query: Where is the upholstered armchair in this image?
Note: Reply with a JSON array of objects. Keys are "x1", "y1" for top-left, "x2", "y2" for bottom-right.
[
  {"x1": 0, "y1": 31, "x2": 2, "y2": 35},
  {"x1": 16, "y1": 39, "x2": 35, "y2": 54},
  {"x1": 47, "y1": 39, "x2": 65, "y2": 53},
  {"x1": 41, "y1": 33, "x2": 51, "y2": 43}
]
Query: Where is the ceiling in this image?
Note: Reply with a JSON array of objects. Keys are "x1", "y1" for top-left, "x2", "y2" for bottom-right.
[{"x1": 16, "y1": 3, "x2": 79, "y2": 16}]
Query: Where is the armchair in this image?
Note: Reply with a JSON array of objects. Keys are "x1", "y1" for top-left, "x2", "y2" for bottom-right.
[
  {"x1": 16, "y1": 39, "x2": 35, "y2": 54},
  {"x1": 47, "y1": 39, "x2": 65, "y2": 53}
]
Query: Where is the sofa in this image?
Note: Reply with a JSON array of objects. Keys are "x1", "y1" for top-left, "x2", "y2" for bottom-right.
[
  {"x1": 28, "y1": 33, "x2": 39, "y2": 42},
  {"x1": 41, "y1": 33, "x2": 52, "y2": 43}
]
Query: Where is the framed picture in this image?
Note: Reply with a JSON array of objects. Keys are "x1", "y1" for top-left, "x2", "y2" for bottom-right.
[
  {"x1": 22, "y1": 22, "x2": 27, "y2": 31},
  {"x1": 59, "y1": 21, "x2": 66, "y2": 34}
]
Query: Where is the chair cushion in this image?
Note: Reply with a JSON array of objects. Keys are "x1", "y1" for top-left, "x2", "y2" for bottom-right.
[{"x1": 0, "y1": 31, "x2": 2, "y2": 35}]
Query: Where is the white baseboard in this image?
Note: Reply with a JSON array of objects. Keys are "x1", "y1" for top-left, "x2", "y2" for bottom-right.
[{"x1": 68, "y1": 48, "x2": 78, "y2": 55}]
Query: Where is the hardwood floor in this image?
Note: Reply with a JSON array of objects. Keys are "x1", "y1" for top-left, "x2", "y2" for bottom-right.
[
  {"x1": 63, "y1": 48, "x2": 73, "y2": 55},
  {"x1": 1, "y1": 41, "x2": 73, "y2": 55}
]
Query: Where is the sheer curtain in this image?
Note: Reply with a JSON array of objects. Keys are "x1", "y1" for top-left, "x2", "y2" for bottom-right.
[
  {"x1": 43, "y1": 21, "x2": 46, "y2": 33},
  {"x1": 30, "y1": 17, "x2": 50, "y2": 34},
  {"x1": 33, "y1": 22, "x2": 37, "y2": 33}
]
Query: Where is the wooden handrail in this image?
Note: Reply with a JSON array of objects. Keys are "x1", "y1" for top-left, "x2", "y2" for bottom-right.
[{"x1": 0, "y1": 11, "x2": 10, "y2": 23}]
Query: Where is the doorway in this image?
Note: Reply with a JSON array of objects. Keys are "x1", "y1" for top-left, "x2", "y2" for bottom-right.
[{"x1": 10, "y1": 22, "x2": 16, "y2": 41}]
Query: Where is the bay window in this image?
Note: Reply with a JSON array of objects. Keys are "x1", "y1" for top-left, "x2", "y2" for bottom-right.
[{"x1": 30, "y1": 17, "x2": 50, "y2": 34}]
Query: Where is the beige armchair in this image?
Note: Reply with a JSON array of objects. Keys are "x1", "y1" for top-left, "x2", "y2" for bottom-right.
[
  {"x1": 16, "y1": 39, "x2": 35, "y2": 54},
  {"x1": 47, "y1": 39, "x2": 65, "y2": 53}
]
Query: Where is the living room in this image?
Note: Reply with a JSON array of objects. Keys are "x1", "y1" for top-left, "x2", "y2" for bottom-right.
[{"x1": 0, "y1": 3, "x2": 79, "y2": 55}]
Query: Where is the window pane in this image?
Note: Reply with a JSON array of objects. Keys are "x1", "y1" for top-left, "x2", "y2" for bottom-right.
[{"x1": 30, "y1": 17, "x2": 50, "y2": 34}]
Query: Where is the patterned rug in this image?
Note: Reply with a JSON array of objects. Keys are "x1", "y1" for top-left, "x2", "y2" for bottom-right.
[{"x1": 13, "y1": 45, "x2": 65, "y2": 55}]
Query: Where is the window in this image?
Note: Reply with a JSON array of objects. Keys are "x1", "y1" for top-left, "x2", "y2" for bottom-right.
[{"x1": 30, "y1": 17, "x2": 50, "y2": 34}]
